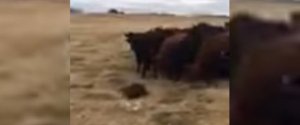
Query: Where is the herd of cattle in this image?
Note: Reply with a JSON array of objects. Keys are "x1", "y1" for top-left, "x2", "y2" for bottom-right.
[
  {"x1": 125, "y1": 20, "x2": 229, "y2": 82},
  {"x1": 125, "y1": 12, "x2": 300, "y2": 125}
]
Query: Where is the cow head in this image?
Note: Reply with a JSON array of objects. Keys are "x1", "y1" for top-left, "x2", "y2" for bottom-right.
[
  {"x1": 190, "y1": 22, "x2": 226, "y2": 40},
  {"x1": 125, "y1": 32, "x2": 142, "y2": 45},
  {"x1": 124, "y1": 32, "x2": 144, "y2": 51},
  {"x1": 125, "y1": 32, "x2": 134, "y2": 42}
]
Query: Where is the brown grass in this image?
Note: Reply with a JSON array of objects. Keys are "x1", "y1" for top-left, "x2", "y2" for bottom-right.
[
  {"x1": 0, "y1": 1, "x2": 69, "y2": 125},
  {"x1": 231, "y1": 1, "x2": 300, "y2": 21},
  {"x1": 70, "y1": 13, "x2": 229, "y2": 125}
]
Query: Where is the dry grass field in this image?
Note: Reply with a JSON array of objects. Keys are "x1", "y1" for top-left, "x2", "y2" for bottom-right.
[
  {"x1": 70, "y1": 14, "x2": 229, "y2": 125},
  {"x1": 231, "y1": 1, "x2": 300, "y2": 20},
  {"x1": 0, "y1": 1, "x2": 69, "y2": 125}
]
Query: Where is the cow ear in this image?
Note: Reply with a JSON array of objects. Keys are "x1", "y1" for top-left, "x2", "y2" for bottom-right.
[
  {"x1": 125, "y1": 32, "x2": 133, "y2": 37},
  {"x1": 125, "y1": 32, "x2": 129, "y2": 37},
  {"x1": 156, "y1": 26, "x2": 163, "y2": 30}
]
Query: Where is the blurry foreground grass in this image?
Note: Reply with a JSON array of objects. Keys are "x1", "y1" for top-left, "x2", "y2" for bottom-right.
[{"x1": 0, "y1": 1, "x2": 69, "y2": 125}]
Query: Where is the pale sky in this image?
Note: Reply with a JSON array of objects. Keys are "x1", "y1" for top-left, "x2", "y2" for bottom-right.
[{"x1": 71, "y1": 0, "x2": 229, "y2": 16}]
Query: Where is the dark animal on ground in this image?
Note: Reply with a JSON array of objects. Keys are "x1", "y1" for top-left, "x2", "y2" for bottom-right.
[
  {"x1": 186, "y1": 31, "x2": 229, "y2": 82},
  {"x1": 125, "y1": 27, "x2": 183, "y2": 78},
  {"x1": 156, "y1": 23, "x2": 226, "y2": 81},
  {"x1": 231, "y1": 14, "x2": 300, "y2": 125}
]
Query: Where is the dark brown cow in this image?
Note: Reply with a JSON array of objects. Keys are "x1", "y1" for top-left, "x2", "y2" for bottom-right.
[
  {"x1": 232, "y1": 38, "x2": 300, "y2": 125},
  {"x1": 125, "y1": 27, "x2": 182, "y2": 78},
  {"x1": 231, "y1": 14, "x2": 300, "y2": 125},
  {"x1": 186, "y1": 31, "x2": 229, "y2": 82},
  {"x1": 156, "y1": 23, "x2": 226, "y2": 81},
  {"x1": 230, "y1": 13, "x2": 292, "y2": 74},
  {"x1": 155, "y1": 32, "x2": 188, "y2": 80}
]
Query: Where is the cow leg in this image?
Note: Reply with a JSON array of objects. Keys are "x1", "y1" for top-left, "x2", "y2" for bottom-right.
[
  {"x1": 137, "y1": 63, "x2": 141, "y2": 73},
  {"x1": 141, "y1": 61, "x2": 151, "y2": 78},
  {"x1": 166, "y1": 68, "x2": 174, "y2": 80},
  {"x1": 172, "y1": 66, "x2": 182, "y2": 82},
  {"x1": 203, "y1": 75, "x2": 215, "y2": 85},
  {"x1": 203, "y1": 65, "x2": 216, "y2": 84},
  {"x1": 152, "y1": 64, "x2": 159, "y2": 79},
  {"x1": 167, "y1": 63, "x2": 173, "y2": 79},
  {"x1": 136, "y1": 58, "x2": 142, "y2": 73},
  {"x1": 201, "y1": 58, "x2": 219, "y2": 84},
  {"x1": 134, "y1": 52, "x2": 142, "y2": 73},
  {"x1": 168, "y1": 65, "x2": 175, "y2": 81},
  {"x1": 141, "y1": 64, "x2": 146, "y2": 78},
  {"x1": 170, "y1": 72, "x2": 177, "y2": 81},
  {"x1": 152, "y1": 57, "x2": 159, "y2": 79},
  {"x1": 165, "y1": 70, "x2": 172, "y2": 80},
  {"x1": 174, "y1": 72, "x2": 181, "y2": 82}
]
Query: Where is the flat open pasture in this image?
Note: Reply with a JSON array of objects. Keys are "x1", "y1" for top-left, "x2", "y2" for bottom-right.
[
  {"x1": 231, "y1": 1, "x2": 300, "y2": 20},
  {"x1": 70, "y1": 14, "x2": 229, "y2": 125}
]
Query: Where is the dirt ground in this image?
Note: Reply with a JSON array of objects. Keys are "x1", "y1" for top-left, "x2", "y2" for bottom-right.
[
  {"x1": 70, "y1": 14, "x2": 229, "y2": 125},
  {"x1": 0, "y1": 1, "x2": 69, "y2": 125}
]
